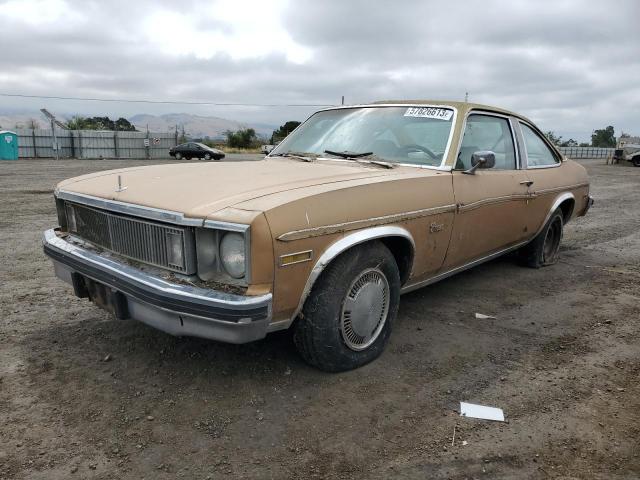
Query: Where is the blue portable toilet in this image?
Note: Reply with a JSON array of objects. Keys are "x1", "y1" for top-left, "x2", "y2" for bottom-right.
[{"x1": 0, "y1": 131, "x2": 18, "y2": 160}]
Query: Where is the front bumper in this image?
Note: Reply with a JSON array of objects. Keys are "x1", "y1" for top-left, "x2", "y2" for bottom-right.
[{"x1": 43, "y1": 229, "x2": 272, "y2": 344}]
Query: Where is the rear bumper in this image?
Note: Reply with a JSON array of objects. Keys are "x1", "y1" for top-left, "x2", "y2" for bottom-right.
[
  {"x1": 581, "y1": 195, "x2": 594, "y2": 216},
  {"x1": 43, "y1": 229, "x2": 272, "y2": 344}
]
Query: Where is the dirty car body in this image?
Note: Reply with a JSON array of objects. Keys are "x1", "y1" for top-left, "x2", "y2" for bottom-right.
[{"x1": 44, "y1": 101, "x2": 593, "y2": 371}]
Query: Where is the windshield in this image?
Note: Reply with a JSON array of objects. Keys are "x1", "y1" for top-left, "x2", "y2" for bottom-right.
[{"x1": 271, "y1": 106, "x2": 455, "y2": 167}]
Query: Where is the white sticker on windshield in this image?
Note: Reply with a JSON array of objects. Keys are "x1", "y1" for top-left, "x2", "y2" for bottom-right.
[{"x1": 404, "y1": 107, "x2": 453, "y2": 121}]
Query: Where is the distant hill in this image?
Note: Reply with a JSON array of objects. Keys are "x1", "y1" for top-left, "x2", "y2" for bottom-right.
[
  {"x1": 129, "y1": 113, "x2": 276, "y2": 140},
  {"x1": 0, "y1": 113, "x2": 47, "y2": 130},
  {"x1": 0, "y1": 110, "x2": 277, "y2": 140}
]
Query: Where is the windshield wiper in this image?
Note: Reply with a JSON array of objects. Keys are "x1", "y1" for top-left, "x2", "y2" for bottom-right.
[
  {"x1": 270, "y1": 151, "x2": 317, "y2": 162},
  {"x1": 324, "y1": 150, "x2": 373, "y2": 159},
  {"x1": 323, "y1": 150, "x2": 395, "y2": 169}
]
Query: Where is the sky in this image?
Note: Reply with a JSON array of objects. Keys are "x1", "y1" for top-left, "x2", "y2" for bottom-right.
[{"x1": 0, "y1": 0, "x2": 638, "y2": 142}]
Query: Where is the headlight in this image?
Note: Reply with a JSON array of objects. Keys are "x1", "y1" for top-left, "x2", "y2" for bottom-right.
[{"x1": 219, "y1": 232, "x2": 246, "y2": 278}]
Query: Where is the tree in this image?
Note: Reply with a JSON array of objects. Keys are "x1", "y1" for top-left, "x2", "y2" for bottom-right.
[
  {"x1": 546, "y1": 131, "x2": 579, "y2": 147},
  {"x1": 65, "y1": 115, "x2": 87, "y2": 130},
  {"x1": 271, "y1": 121, "x2": 301, "y2": 144},
  {"x1": 545, "y1": 131, "x2": 563, "y2": 146},
  {"x1": 65, "y1": 115, "x2": 137, "y2": 131},
  {"x1": 114, "y1": 117, "x2": 136, "y2": 131},
  {"x1": 225, "y1": 128, "x2": 258, "y2": 148},
  {"x1": 591, "y1": 126, "x2": 616, "y2": 148},
  {"x1": 560, "y1": 138, "x2": 578, "y2": 147}
]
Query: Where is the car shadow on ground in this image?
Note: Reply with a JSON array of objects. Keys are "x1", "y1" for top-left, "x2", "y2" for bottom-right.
[
  {"x1": 18, "y1": 251, "x2": 551, "y2": 416},
  {"x1": 24, "y1": 252, "x2": 538, "y2": 377}
]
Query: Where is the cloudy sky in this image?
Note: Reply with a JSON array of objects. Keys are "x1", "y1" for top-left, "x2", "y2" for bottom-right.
[{"x1": 0, "y1": 0, "x2": 638, "y2": 141}]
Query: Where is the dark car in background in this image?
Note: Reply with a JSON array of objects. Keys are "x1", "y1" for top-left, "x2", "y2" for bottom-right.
[{"x1": 169, "y1": 142, "x2": 225, "y2": 161}]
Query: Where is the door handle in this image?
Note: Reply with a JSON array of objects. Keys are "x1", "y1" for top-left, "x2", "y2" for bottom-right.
[{"x1": 520, "y1": 180, "x2": 534, "y2": 187}]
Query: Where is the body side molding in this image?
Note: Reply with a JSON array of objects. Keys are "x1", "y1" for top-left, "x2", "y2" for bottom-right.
[{"x1": 277, "y1": 204, "x2": 456, "y2": 242}]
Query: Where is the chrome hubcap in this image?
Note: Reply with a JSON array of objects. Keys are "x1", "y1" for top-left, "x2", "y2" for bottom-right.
[{"x1": 340, "y1": 268, "x2": 390, "y2": 351}]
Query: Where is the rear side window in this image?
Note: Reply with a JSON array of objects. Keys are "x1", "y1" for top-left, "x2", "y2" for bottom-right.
[
  {"x1": 456, "y1": 114, "x2": 516, "y2": 170},
  {"x1": 520, "y1": 123, "x2": 560, "y2": 167}
]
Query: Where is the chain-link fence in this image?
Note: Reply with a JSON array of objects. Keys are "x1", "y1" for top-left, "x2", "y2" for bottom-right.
[
  {"x1": 15, "y1": 129, "x2": 179, "y2": 159},
  {"x1": 557, "y1": 146, "x2": 614, "y2": 159}
]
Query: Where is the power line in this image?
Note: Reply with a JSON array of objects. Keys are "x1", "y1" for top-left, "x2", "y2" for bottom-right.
[{"x1": 0, "y1": 92, "x2": 335, "y2": 107}]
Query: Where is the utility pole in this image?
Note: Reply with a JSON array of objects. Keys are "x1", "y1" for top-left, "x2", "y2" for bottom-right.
[
  {"x1": 341, "y1": 95, "x2": 345, "y2": 105},
  {"x1": 40, "y1": 108, "x2": 67, "y2": 160},
  {"x1": 464, "y1": 92, "x2": 469, "y2": 103},
  {"x1": 145, "y1": 124, "x2": 150, "y2": 159}
]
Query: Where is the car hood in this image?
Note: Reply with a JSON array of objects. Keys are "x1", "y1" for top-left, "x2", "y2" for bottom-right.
[{"x1": 56, "y1": 158, "x2": 407, "y2": 219}]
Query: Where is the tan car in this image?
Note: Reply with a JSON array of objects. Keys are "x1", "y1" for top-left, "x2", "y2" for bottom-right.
[{"x1": 44, "y1": 101, "x2": 593, "y2": 371}]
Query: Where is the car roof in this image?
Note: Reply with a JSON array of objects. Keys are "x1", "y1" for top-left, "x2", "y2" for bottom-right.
[{"x1": 320, "y1": 100, "x2": 536, "y2": 125}]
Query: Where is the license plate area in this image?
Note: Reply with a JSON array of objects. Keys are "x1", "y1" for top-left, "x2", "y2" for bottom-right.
[{"x1": 82, "y1": 276, "x2": 129, "y2": 320}]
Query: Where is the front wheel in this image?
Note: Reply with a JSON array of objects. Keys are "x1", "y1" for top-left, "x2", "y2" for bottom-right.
[
  {"x1": 204, "y1": 153, "x2": 212, "y2": 160},
  {"x1": 518, "y1": 209, "x2": 564, "y2": 268},
  {"x1": 632, "y1": 156, "x2": 640, "y2": 167},
  {"x1": 293, "y1": 241, "x2": 400, "y2": 372},
  {"x1": 175, "y1": 152, "x2": 182, "y2": 160}
]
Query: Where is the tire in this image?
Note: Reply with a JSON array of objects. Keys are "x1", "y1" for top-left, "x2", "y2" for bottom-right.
[
  {"x1": 632, "y1": 156, "x2": 640, "y2": 167},
  {"x1": 204, "y1": 153, "x2": 212, "y2": 161},
  {"x1": 185, "y1": 156, "x2": 192, "y2": 160},
  {"x1": 518, "y1": 209, "x2": 564, "y2": 268},
  {"x1": 175, "y1": 152, "x2": 182, "y2": 160},
  {"x1": 293, "y1": 241, "x2": 400, "y2": 372}
]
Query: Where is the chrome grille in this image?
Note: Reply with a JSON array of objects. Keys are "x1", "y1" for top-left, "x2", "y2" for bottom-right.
[{"x1": 66, "y1": 202, "x2": 195, "y2": 273}]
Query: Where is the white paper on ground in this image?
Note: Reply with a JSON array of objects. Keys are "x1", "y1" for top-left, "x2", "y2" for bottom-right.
[
  {"x1": 475, "y1": 313, "x2": 496, "y2": 319},
  {"x1": 460, "y1": 402, "x2": 505, "y2": 421}
]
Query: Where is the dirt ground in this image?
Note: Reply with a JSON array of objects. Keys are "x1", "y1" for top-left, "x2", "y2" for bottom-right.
[{"x1": 1, "y1": 156, "x2": 639, "y2": 480}]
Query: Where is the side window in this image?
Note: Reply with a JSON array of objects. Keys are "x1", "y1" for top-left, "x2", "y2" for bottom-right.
[
  {"x1": 520, "y1": 123, "x2": 560, "y2": 167},
  {"x1": 456, "y1": 114, "x2": 516, "y2": 170}
]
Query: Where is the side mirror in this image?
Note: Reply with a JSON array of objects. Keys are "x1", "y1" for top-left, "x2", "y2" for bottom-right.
[{"x1": 463, "y1": 151, "x2": 496, "y2": 174}]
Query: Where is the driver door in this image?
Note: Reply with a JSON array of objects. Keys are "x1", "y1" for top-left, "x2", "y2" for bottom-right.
[{"x1": 442, "y1": 113, "x2": 532, "y2": 269}]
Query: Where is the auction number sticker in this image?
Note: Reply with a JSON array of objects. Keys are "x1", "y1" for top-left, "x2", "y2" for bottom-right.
[{"x1": 404, "y1": 107, "x2": 453, "y2": 121}]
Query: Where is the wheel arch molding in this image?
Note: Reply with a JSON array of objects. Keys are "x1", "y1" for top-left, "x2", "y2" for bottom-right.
[
  {"x1": 291, "y1": 225, "x2": 415, "y2": 322},
  {"x1": 533, "y1": 192, "x2": 576, "y2": 241}
]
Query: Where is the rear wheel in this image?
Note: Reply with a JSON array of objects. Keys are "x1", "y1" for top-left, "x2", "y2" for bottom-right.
[
  {"x1": 293, "y1": 241, "x2": 400, "y2": 372},
  {"x1": 633, "y1": 156, "x2": 640, "y2": 167},
  {"x1": 175, "y1": 152, "x2": 182, "y2": 160},
  {"x1": 185, "y1": 156, "x2": 192, "y2": 160},
  {"x1": 518, "y1": 209, "x2": 564, "y2": 268}
]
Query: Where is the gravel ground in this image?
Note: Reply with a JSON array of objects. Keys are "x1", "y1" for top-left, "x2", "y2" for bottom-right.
[{"x1": 1, "y1": 156, "x2": 639, "y2": 479}]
